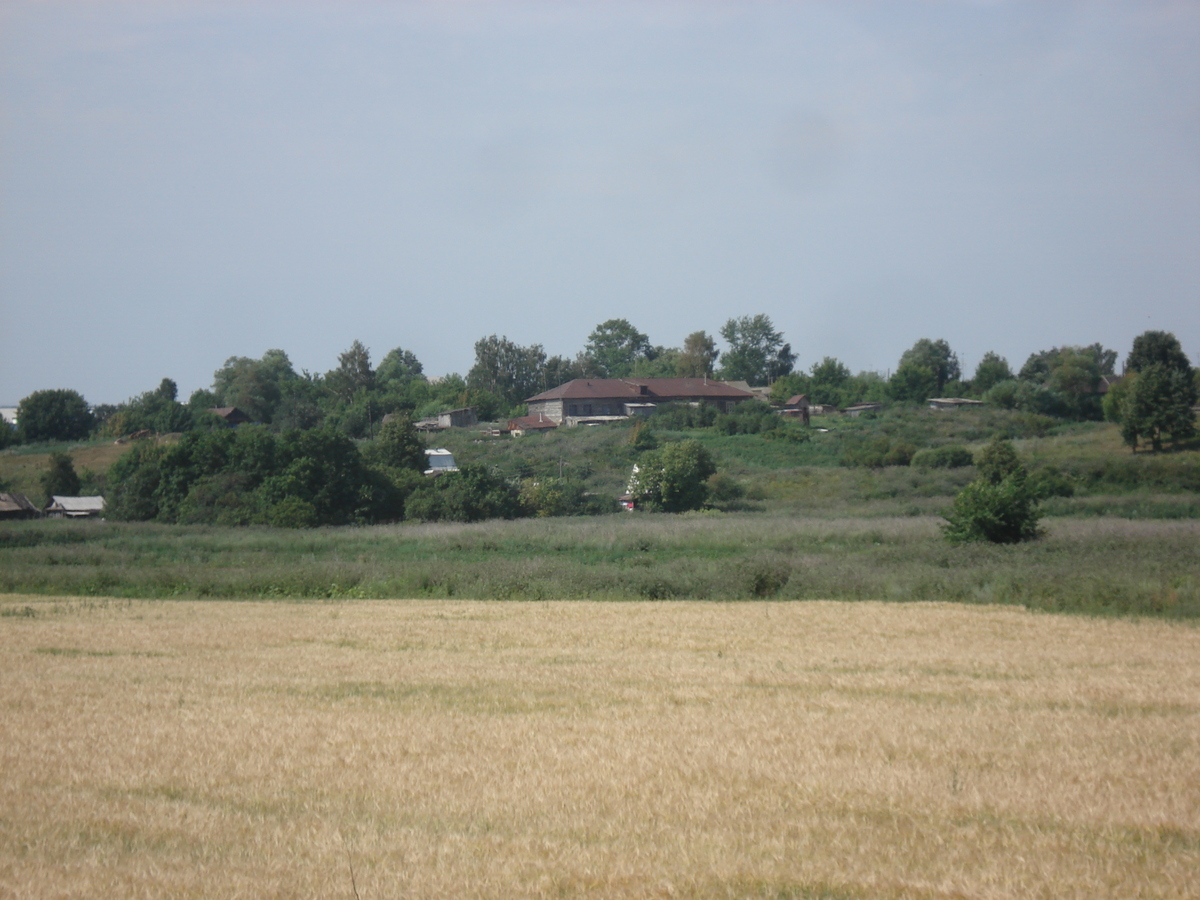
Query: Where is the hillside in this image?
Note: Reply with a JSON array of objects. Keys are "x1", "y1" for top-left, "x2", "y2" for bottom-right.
[{"x1": 3, "y1": 406, "x2": 1198, "y2": 519}]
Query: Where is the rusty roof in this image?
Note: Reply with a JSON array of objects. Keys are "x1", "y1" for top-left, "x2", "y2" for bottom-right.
[
  {"x1": 526, "y1": 378, "x2": 755, "y2": 403},
  {"x1": 508, "y1": 414, "x2": 558, "y2": 430}
]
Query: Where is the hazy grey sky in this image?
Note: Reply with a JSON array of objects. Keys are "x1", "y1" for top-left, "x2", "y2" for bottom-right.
[{"x1": 2, "y1": 1, "x2": 1197, "y2": 404}]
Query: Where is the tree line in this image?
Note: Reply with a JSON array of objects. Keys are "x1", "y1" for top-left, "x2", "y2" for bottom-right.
[{"x1": 4, "y1": 320, "x2": 1196, "y2": 454}]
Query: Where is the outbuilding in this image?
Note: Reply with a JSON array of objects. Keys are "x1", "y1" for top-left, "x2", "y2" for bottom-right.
[{"x1": 45, "y1": 496, "x2": 106, "y2": 518}]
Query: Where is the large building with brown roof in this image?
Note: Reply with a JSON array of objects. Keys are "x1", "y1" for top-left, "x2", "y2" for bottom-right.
[{"x1": 525, "y1": 378, "x2": 755, "y2": 425}]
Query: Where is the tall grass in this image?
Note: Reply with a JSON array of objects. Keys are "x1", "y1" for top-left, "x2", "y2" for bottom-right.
[{"x1": 2, "y1": 514, "x2": 1196, "y2": 617}]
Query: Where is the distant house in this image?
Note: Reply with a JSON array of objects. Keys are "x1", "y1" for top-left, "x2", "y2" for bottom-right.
[
  {"x1": 0, "y1": 407, "x2": 17, "y2": 428},
  {"x1": 779, "y1": 394, "x2": 811, "y2": 424},
  {"x1": 438, "y1": 407, "x2": 477, "y2": 429},
  {"x1": 45, "y1": 496, "x2": 105, "y2": 518},
  {"x1": 508, "y1": 413, "x2": 558, "y2": 436},
  {"x1": 526, "y1": 378, "x2": 755, "y2": 426},
  {"x1": 928, "y1": 398, "x2": 984, "y2": 411},
  {"x1": 0, "y1": 493, "x2": 39, "y2": 520},
  {"x1": 207, "y1": 407, "x2": 251, "y2": 426},
  {"x1": 406, "y1": 407, "x2": 478, "y2": 432}
]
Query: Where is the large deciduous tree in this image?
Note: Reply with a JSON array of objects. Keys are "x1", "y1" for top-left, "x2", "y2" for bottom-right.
[
  {"x1": 375, "y1": 347, "x2": 424, "y2": 388},
  {"x1": 1126, "y1": 330, "x2": 1191, "y2": 376},
  {"x1": 972, "y1": 352, "x2": 1013, "y2": 395},
  {"x1": 897, "y1": 338, "x2": 960, "y2": 396},
  {"x1": 583, "y1": 319, "x2": 652, "y2": 379},
  {"x1": 677, "y1": 331, "x2": 720, "y2": 378},
  {"x1": 16, "y1": 389, "x2": 94, "y2": 443},
  {"x1": 467, "y1": 335, "x2": 547, "y2": 407},
  {"x1": 212, "y1": 349, "x2": 300, "y2": 423},
  {"x1": 717, "y1": 315, "x2": 794, "y2": 385},
  {"x1": 1118, "y1": 365, "x2": 1196, "y2": 453}
]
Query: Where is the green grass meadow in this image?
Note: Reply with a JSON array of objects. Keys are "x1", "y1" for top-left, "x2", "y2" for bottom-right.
[
  {"x1": 2, "y1": 514, "x2": 1197, "y2": 618},
  {"x1": 4, "y1": 411, "x2": 1198, "y2": 617}
]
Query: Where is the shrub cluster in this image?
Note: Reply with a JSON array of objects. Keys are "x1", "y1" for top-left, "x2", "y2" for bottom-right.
[
  {"x1": 910, "y1": 445, "x2": 974, "y2": 468},
  {"x1": 943, "y1": 438, "x2": 1043, "y2": 544}
]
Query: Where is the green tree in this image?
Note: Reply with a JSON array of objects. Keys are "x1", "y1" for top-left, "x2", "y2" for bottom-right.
[
  {"x1": 888, "y1": 360, "x2": 938, "y2": 403},
  {"x1": 898, "y1": 339, "x2": 960, "y2": 395},
  {"x1": 943, "y1": 437, "x2": 1041, "y2": 544},
  {"x1": 375, "y1": 346, "x2": 424, "y2": 388},
  {"x1": 972, "y1": 352, "x2": 1012, "y2": 394},
  {"x1": 540, "y1": 355, "x2": 584, "y2": 391},
  {"x1": 40, "y1": 452, "x2": 81, "y2": 502},
  {"x1": 583, "y1": 319, "x2": 652, "y2": 379},
  {"x1": 1119, "y1": 365, "x2": 1197, "y2": 453},
  {"x1": 364, "y1": 415, "x2": 426, "y2": 473},
  {"x1": 16, "y1": 389, "x2": 95, "y2": 443},
  {"x1": 326, "y1": 340, "x2": 375, "y2": 403},
  {"x1": 467, "y1": 335, "x2": 547, "y2": 407},
  {"x1": 107, "y1": 377, "x2": 195, "y2": 436},
  {"x1": 1019, "y1": 343, "x2": 1116, "y2": 383},
  {"x1": 629, "y1": 439, "x2": 717, "y2": 512},
  {"x1": 630, "y1": 346, "x2": 680, "y2": 379},
  {"x1": 212, "y1": 349, "x2": 299, "y2": 423},
  {"x1": 717, "y1": 314, "x2": 793, "y2": 385},
  {"x1": 1126, "y1": 330, "x2": 1191, "y2": 375},
  {"x1": 808, "y1": 357, "x2": 851, "y2": 406},
  {"x1": 677, "y1": 331, "x2": 720, "y2": 378}
]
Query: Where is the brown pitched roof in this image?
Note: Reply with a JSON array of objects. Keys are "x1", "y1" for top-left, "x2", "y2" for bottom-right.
[
  {"x1": 526, "y1": 378, "x2": 754, "y2": 403},
  {"x1": 508, "y1": 414, "x2": 558, "y2": 431},
  {"x1": 0, "y1": 493, "x2": 39, "y2": 516}
]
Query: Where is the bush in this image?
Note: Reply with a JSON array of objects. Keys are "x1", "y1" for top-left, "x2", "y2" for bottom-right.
[
  {"x1": 942, "y1": 473, "x2": 1043, "y2": 544},
  {"x1": 976, "y1": 436, "x2": 1022, "y2": 484},
  {"x1": 911, "y1": 445, "x2": 974, "y2": 468},
  {"x1": 629, "y1": 439, "x2": 717, "y2": 512},
  {"x1": 706, "y1": 472, "x2": 745, "y2": 504},
  {"x1": 404, "y1": 465, "x2": 524, "y2": 523},
  {"x1": 944, "y1": 438, "x2": 1042, "y2": 544},
  {"x1": 518, "y1": 477, "x2": 614, "y2": 517},
  {"x1": 840, "y1": 436, "x2": 916, "y2": 468},
  {"x1": 1028, "y1": 465, "x2": 1075, "y2": 499},
  {"x1": 713, "y1": 401, "x2": 781, "y2": 436}
]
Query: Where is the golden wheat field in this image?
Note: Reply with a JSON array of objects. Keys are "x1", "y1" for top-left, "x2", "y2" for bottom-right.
[{"x1": 0, "y1": 597, "x2": 1197, "y2": 900}]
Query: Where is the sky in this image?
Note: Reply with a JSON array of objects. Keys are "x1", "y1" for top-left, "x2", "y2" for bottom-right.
[{"x1": 1, "y1": 0, "x2": 1198, "y2": 405}]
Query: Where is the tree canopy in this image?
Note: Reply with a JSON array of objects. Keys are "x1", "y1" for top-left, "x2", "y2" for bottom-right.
[
  {"x1": 467, "y1": 335, "x2": 547, "y2": 408},
  {"x1": 583, "y1": 319, "x2": 652, "y2": 379},
  {"x1": 896, "y1": 339, "x2": 960, "y2": 397},
  {"x1": 1126, "y1": 330, "x2": 1191, "y2": 375},
  {"x1": 717, "y1": 315, "x2": 794, "y2": 385},
  {"x1": 972, "y1": 352, "x2": 1012, "y2": 394},
  {"x1": 629, "y1": 439, "x2": 717, "y2": 512},
  {"x1": 16, "y1": 389, "x2": 95, "y2": 443},
  {"x1": 677, "y1": 331, "x2": 719, "y2": 378}
]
